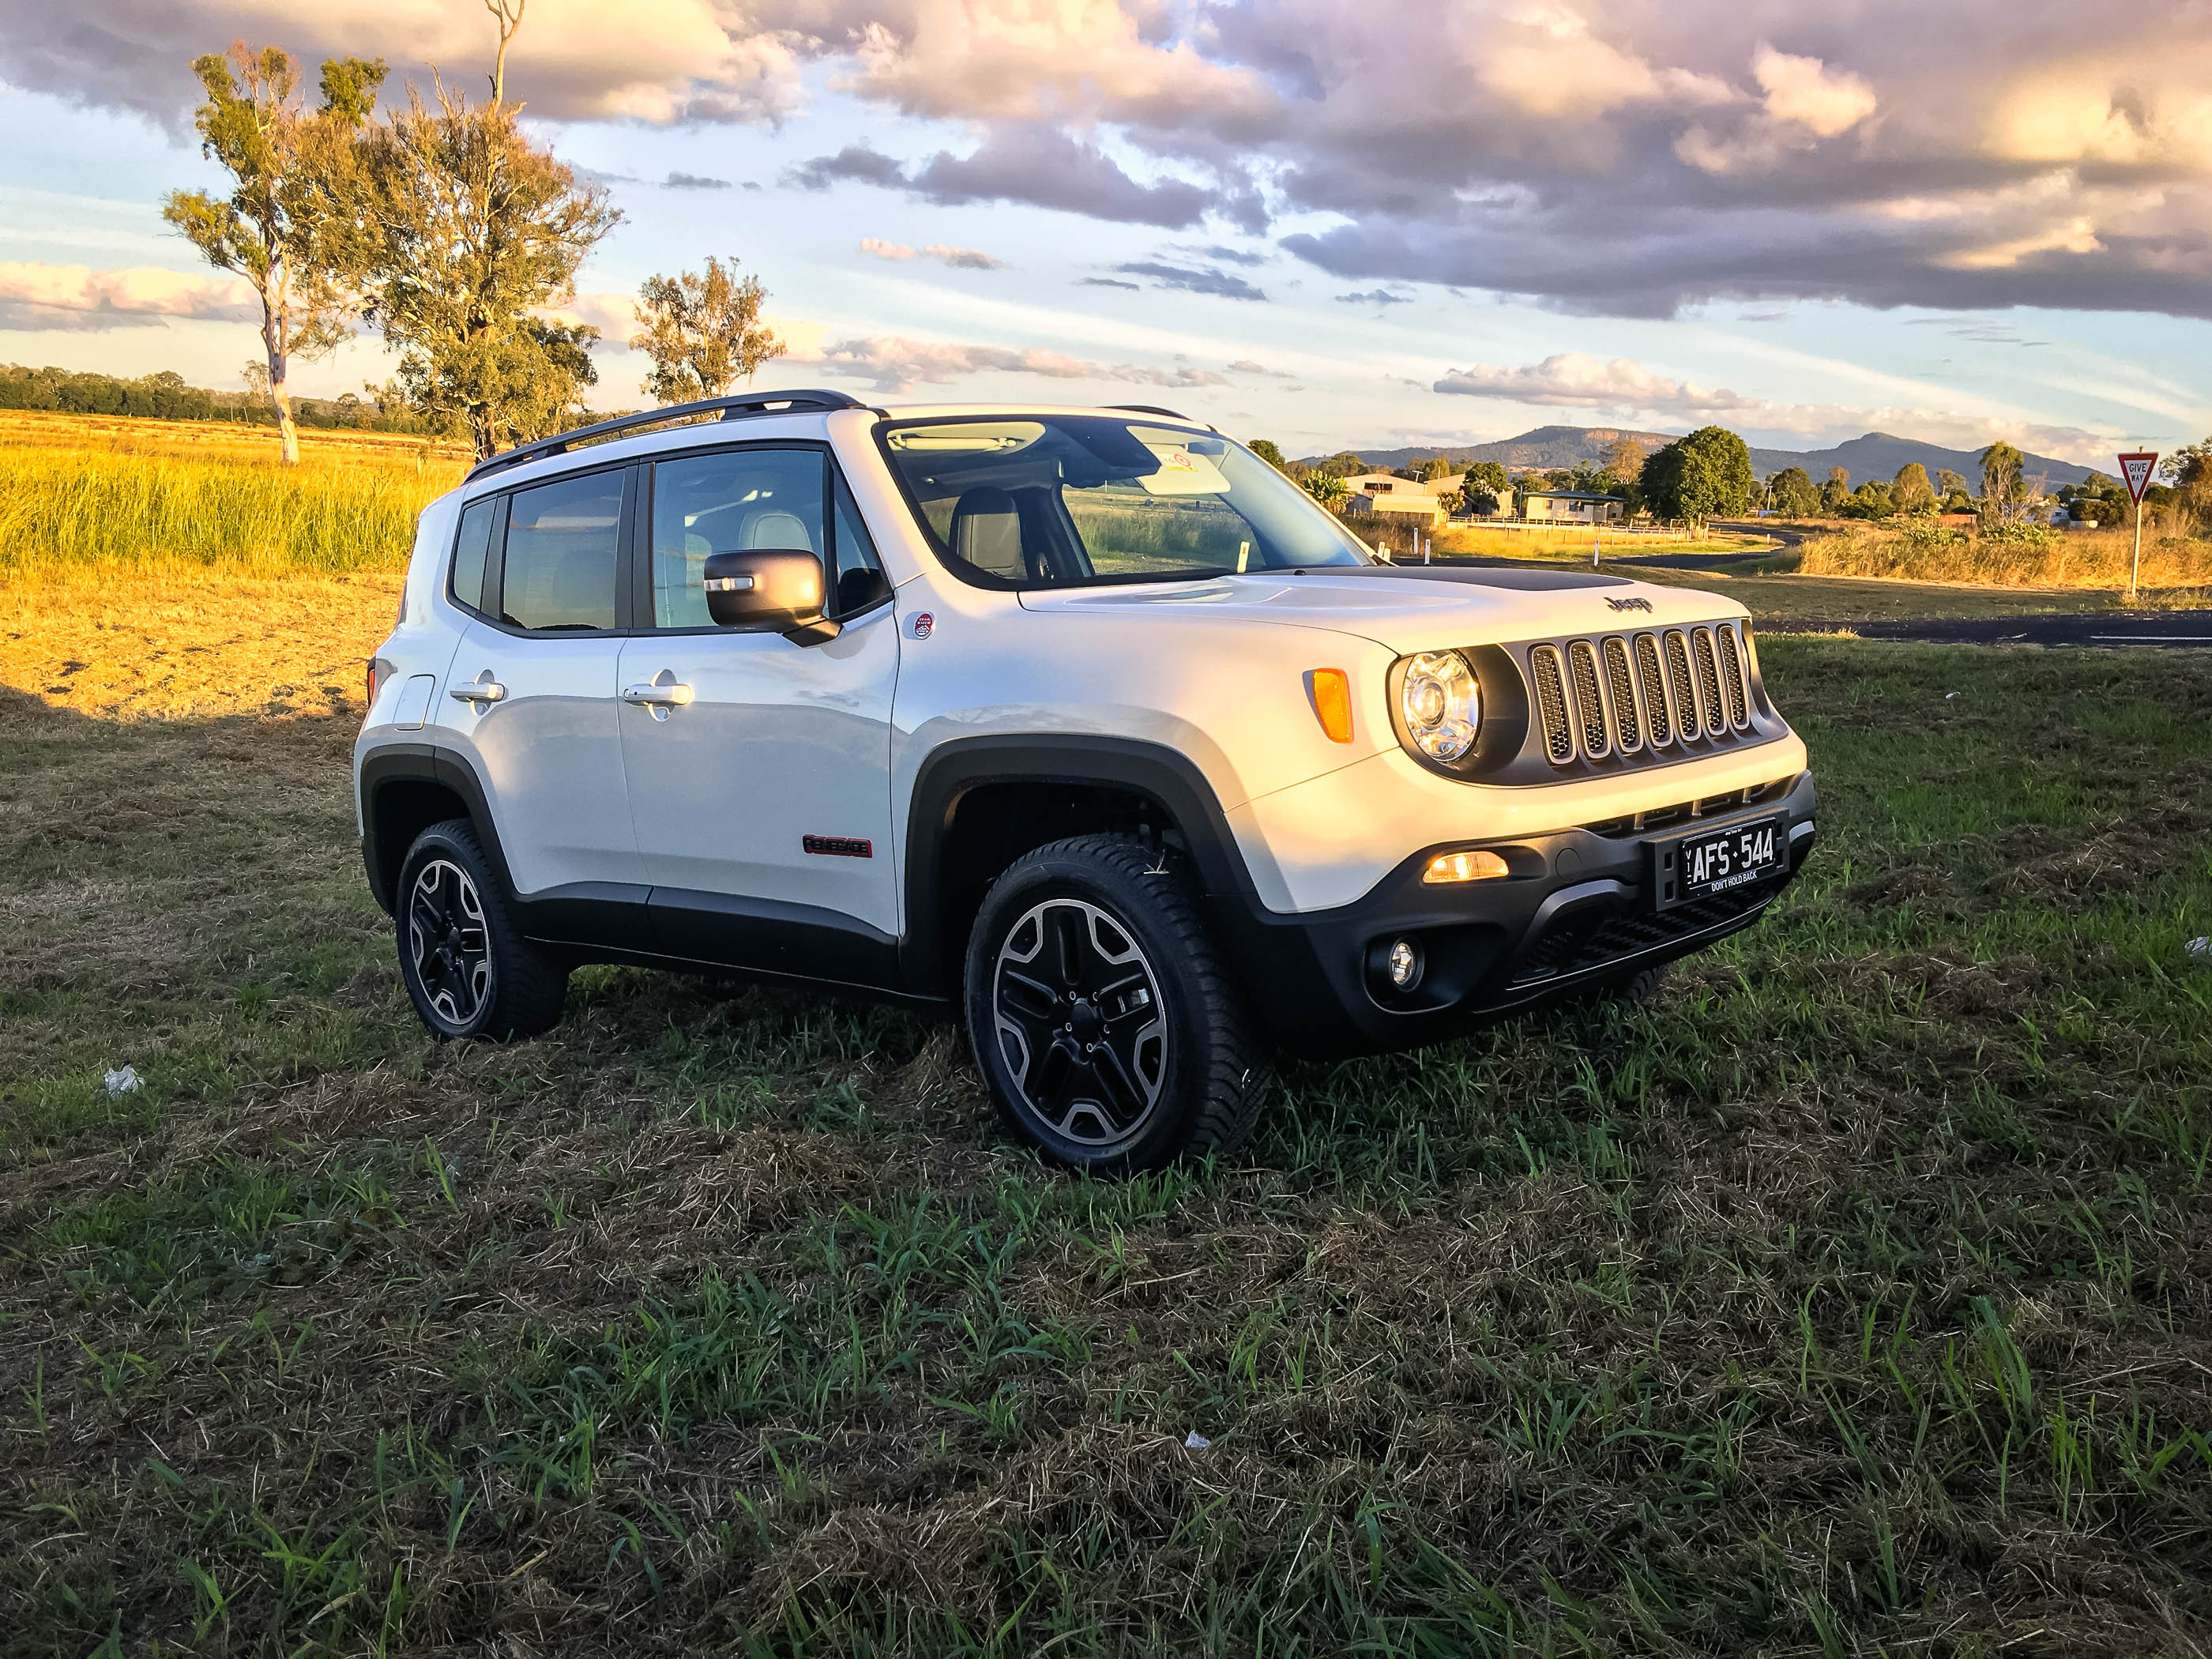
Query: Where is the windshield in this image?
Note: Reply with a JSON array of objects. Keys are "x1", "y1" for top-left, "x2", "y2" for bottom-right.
[{"x1": 880, "y1": 415, "x2": 1371, "y2": 588}]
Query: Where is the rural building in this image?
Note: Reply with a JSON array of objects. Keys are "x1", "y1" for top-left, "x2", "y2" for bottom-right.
[
  {"x1": 1518, "y1": 488, "x2": 1624, "y2": 524},
  {"x1": 1339, "y1": 472, "x2": 1450, "y2": 527}
]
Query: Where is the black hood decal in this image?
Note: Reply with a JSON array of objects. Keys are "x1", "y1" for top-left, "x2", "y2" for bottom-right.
[{"x1": 1319, "y1": 562, "x2": 1634, "y2": 591}]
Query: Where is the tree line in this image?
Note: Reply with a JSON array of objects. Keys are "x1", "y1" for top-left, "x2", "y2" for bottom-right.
[
  {"x1": 167, "y1": 11, "x2": 784, "y2": 463},
  {"x1": 1246, "y1": 426, "x2": 2206, "y2": 531},
  {"x1": 0, "y1": 362, "x2": 442, "y2": 432}
]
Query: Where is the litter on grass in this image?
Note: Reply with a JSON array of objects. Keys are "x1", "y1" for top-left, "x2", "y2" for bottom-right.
[
  {"x1": 2188, "y1": 936, "x2": 2211, "y2": 961},
  {"x1": 103, "y1": 1065, "x2": 141, "y2": 1096}
]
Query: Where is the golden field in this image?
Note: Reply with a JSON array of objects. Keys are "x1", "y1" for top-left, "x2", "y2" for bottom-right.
[
  {"x1": 0, "y1": 408, "x2": 467, "y2": 582},
  {"x1": 1795, "y1": 517, "x2": 2212, "y2": 592}
]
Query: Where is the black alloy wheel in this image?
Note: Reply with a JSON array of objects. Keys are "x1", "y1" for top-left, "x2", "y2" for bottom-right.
[
  {"x1": 393, "y1": 818, "x2": 569, "y2": 1041},
  {"x1": 991, "y1": 896, "x2": 1170, "y2": 1148},
  {"x1": 408, "y1": 857, "x2": 491, "y2": 1029},
  {"x1": 963, "y1": 834, "x2": 1271, "y2": 1174}
]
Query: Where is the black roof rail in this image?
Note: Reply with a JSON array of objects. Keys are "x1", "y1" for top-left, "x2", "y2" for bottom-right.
[
  {"x1": 466, "y1": 389, "x2": 875, "y2": 483},
  {"x1": 1106, "y1": 404, "x2": 1191, "y2": 421}
]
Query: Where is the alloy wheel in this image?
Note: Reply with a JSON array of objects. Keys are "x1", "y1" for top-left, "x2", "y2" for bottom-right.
[
  {"x1": 991, "y1": 897, "x2": 1168, "y2": 1146},
  {"x1": 408, "y1": 857, "x2": 491, "y2": 1029}
]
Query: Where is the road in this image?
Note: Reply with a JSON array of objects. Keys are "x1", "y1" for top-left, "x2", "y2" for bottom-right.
[{"x1": 1752, "y1": 614, "x2": 2212, "y2": 649}]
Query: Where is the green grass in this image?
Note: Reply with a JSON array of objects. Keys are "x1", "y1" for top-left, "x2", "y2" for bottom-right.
[
  {"x1": 4, "y1": 641, "x2": 2211, "y2": 1654},
  {"x1": 0, "y1": 419, "x2": 462, "y2": 579}
]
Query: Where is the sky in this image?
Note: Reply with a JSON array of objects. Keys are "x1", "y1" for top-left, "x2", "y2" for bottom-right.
[{"x1": 1, "y1": 0, "x2": 2208, "y2": 465}]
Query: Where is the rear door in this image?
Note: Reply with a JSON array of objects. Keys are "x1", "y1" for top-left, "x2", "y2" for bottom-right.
[
  {"x1": 615, "y1": 443, "x2": 901, "y2": 980},
  {"x1": 446, "y1": 465, "x2": 639, "y2": 899}
]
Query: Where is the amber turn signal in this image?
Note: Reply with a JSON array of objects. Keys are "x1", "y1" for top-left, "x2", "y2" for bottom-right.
[
  {"x1": 1422, "y1": 849, "x2": 1510, "y2": 884},
  {"x1": 1306, "y1": 668, "x2": 1354, "y2": 743}
]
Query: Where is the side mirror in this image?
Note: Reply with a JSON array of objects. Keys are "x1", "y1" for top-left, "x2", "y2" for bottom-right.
[{"x1": 702, "y1": 549, "x2": 841, "y2": 645}]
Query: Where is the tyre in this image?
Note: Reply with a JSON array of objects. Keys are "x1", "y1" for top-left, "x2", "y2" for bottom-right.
[
  {"x1": 963, "y1": 834, "x2": 1271, "y2": 1174},
  {"x1": 1573, "y1": 961, "x2": 1670, "y2": 1011},
  {"x1": 395, "y1": 818, "x2": 569, "y2": 1041}
]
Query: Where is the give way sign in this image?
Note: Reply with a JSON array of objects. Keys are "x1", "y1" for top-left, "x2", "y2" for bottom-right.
[{"x1": 2118, "y1": 451, "x2": 2159, "y2": 502}]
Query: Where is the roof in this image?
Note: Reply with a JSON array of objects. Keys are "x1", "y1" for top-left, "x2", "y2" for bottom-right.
[{"x1": 1519, "y1": 488, "x2": 1623, "y2": 502}]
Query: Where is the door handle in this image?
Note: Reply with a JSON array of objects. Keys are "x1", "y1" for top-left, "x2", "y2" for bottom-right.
[
  {"x1": 622, "y1": 671, "x2": 694, "y2": 720},
  {"x1": 450, "y1": 673, "x2": 506, "y2": 705}
]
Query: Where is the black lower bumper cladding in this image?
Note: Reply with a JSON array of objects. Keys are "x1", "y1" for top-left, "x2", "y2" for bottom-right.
[{"x1": 1217, "y1": 771, "x2": 1817, "y2": 1059}]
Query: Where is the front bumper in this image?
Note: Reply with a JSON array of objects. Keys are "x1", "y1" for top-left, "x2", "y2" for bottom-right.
[{"x1": 1212, "y1": 770, "x2": 1816, "y2": 1059}]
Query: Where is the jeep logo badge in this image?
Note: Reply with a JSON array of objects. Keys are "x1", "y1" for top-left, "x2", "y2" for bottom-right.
[{"x1": 1605, "y1": 596, "x2": 1653, "y2": 612}]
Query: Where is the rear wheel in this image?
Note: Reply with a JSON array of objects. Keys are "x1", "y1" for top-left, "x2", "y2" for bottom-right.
[
  {"x1": 395, "y1": 818, "x2": 568, "y2": 1041},
  {"x1": 963, "y1": 835, "x2": 1270, "y2": 1175}
]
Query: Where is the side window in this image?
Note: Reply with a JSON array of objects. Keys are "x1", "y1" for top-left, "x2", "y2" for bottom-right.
[
  {"x1": 500, "y1": 471, "x2": 622, "y2": 632},
  {"x1": 649, "y1": 449, "x2": 826, "y2": 629},
  {"x1": 832, "y1": 477, "x2": 890, "y2": 616},
  {"x1": 450, "y1": 497, "x2": 498, "y2": 614}
]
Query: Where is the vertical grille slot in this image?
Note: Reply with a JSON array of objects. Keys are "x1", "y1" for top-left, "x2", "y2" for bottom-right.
[
  {"x1": 1717, "y1": 623, "x2": 1751, "y2": 729},
  {"x1": 1691, "y1": 627, "x2": 1727, "y2": 736},
  {"x1": 1603, "y1": 636, "x2": 1643, "y2": 753},
  {"x1": 1664, "y1": 630, "x2": 1700, "y2": 739},
  {"x1": 1567, "y1": 640, "x2": 1610, "y2": 759},
  {"x1": 1634, "y1": 632, "x2": 1673, "y2": 747},
  {"x1": 1529, "y1": 645, "x2": 1574, "y2": 763}
]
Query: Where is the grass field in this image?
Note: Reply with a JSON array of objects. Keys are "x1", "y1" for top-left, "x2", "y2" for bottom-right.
[
  {"x1": 1431, "y1": 525, "x2": 1777, "y2": 561},
  {"x1": 1795, "y1": 520, "x2": 2212, "y2": 594},
  {"x1": 4, "y1": 565, "x2": 2210, "y2": 1655},
  {"x1": 0, "y1": 410, "x2": 466, "y2": 582}
]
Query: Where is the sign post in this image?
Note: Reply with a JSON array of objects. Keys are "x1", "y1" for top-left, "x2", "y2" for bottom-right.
[{"x1": 2117, "y1": 450, "x2": 2158, "y2": 603}]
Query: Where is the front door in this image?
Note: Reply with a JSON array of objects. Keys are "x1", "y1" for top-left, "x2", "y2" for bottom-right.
[
  {"x1": 616, "y1": 444, "x2": 900, "y2": 981},
  {"x1": 447, "y1": 465, "x2": 638, "y2": 901}
]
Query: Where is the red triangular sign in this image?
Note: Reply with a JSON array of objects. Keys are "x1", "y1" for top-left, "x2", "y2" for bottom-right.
[{"x1": 2117, "y1": 452, "x2": 2157, "y2": 502}]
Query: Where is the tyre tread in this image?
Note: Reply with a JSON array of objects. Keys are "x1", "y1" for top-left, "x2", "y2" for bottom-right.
[{"x1": 970, "y1": 833, "x2": 1271, "y2": 1166}]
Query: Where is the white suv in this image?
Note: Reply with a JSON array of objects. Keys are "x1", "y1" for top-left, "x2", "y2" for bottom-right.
[{"x1": 357, "y1": 392, "x2": 1815, "y2": 1172}]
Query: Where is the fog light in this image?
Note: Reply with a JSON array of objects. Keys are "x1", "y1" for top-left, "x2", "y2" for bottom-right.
[
  {"x1": 1386, "y1": 937, "x2": 1422, "y2": 989},
  {"x1": 1423, "y1": 849, "x2": 1510, "y2": 884}
]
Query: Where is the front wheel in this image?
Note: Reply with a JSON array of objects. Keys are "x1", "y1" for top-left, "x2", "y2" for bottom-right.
[
  {"x1": 963, "y1": 835, "x2": 1271, "y2": 1174},
  {"x1": 395, "y1": 818, "x2": 569, "y2": 1041}
]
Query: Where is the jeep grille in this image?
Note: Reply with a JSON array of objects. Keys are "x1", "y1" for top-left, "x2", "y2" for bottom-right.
[{"x1": 1529, "y1": 621, "x2": 1758, "y2": 769}]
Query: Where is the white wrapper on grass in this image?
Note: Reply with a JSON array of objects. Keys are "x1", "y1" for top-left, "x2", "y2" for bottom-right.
[
  {"x1": 103, "y1": 1065, "x2": 141, "y2": 1096},
  {"x1": 1183, "y1": 1430, "x2": 1211, "y2": 1451},
  {"x1": 2188, "y1": 936, "x2": 2211, "y2": 961}
]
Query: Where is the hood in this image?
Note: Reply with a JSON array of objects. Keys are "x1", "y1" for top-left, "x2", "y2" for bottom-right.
[{"x1": 1017, "y1": 563, "x2": 1748, "y2": 654}]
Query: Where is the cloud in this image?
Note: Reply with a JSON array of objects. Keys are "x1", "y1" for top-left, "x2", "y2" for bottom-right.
[
  {"x1": 818, "y1": 332, "x2": 1228, "y2": 393},
  {"x1": 1115, "y1": 261, "x2": 1267, "y2": 300},
  {"x1": 15, "y1": 2, "x2": 2212, "y2": 321},
  {"x1": 1428, "y1": 347, "x2": 2122, "y2": 463},
  {"x1": 1336, "y1": 288, "x2": 1411, "y2": 306},
  {"x1": 1752, "y1": 44, "x2": 1877, "y2": 137},
  {"x1": 0, "y1": 261, "x2": 258, "y2": 331},
  {"x1": 0, "y1": 0, "x2": 807, "y2": 128},
  {"x1": 662, "y1": 171, "x2": 732, "y2": 190},
  {"x1": 860, "y1": 236, "x2": 1006, "y2": 269},
  {"x1": 1080, "y1": 277, "x2": 1142, "y2": 290},
  {"x1": 1224, "y1": 359, "x2": 1295, "y2": 377},
  {"x1": 791, "y1": 125, "x2": 1220, "y2": 228},
  {"x1": 788, "y1": 144, "x2": 908, "y2": 190},
  {"x1": 906, "y1": 126, "x2": 1217, "y2": 227}
]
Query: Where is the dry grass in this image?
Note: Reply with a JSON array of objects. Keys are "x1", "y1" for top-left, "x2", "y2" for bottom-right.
[
  {"x1": 1799, "y1": 518, "x2": 2212, "y2": 591},
  {"x1": 0, "y1": 573, "x2": 403, "y2": 720},
  {"x1": 0, "y1": 410, "x2": 466, "y2": 583},
  {"x1": 1428, "y1": 524, "x2": 1775, "y2": 560},
  {"x1": 4, "y1": 579, "x2": 2212, "y2": 1653}
]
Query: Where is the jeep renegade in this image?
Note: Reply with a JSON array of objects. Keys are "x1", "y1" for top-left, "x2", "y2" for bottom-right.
[{"x1": 356, "y1": 391, "x2": 1815, "y2": 1172}]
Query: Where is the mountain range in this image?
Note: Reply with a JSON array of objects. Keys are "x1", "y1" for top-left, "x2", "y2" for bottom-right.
[{"x1": 1302, "y1": 425, "x2": 2098, "y2": 490}]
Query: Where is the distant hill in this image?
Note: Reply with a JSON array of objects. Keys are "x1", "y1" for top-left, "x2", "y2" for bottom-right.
[
  {"x1": 1303, "y1": 425, "x2": 2096, "y2": 490},
  {"x1": 1756, "y1": 432, "x2": 2094, "y2": 490}
]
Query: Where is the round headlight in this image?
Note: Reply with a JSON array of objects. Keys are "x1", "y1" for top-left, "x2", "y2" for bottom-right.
[{"x1": 1399, "y1": 650, "x2": 1480, "y2": 762}]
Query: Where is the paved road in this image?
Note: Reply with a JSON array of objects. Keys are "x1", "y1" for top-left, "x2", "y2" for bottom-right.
[
  {"x1": 1755, "y1": 613, "x2": 2212, "y2": 649},
  {"x1": 1606, "y1": 521, "x2": 1807, "y2": 572}
]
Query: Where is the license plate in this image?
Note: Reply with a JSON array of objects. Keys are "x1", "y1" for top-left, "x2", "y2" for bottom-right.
[{"x1": 1653, "y1": 814, "x2": 1786, "y2": 909}]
